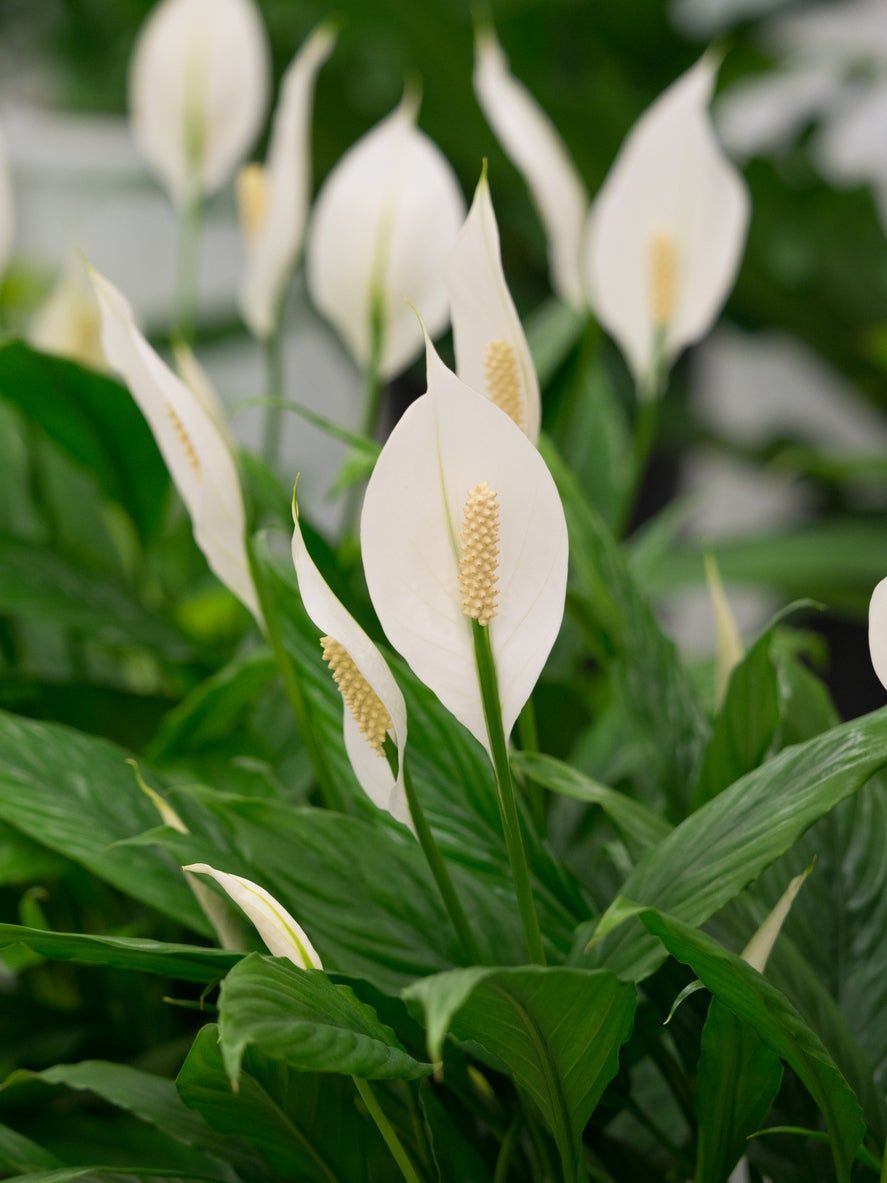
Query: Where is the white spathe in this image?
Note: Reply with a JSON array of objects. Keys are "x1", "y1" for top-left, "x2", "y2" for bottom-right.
[
  {"x1": 474, "y1": 28, "x2": 589, "y2": 308},
  {"x1": 741, "y1": 868, "x2": 809, "y2": 974},
  {"x1": 361, "y1": 337, "x2": 568, "y2": 750},
  {"x1": 306, "y1": 92, "x2": 465, "y2": 380},
  {"x1": 29, "y1": 255, "x2": 104, "y2": 370},
  {"x1": 584, "y1": 55, "x2": 750, "y2": 394},
  {"x1": 129, "y1": 0, "x2": 270, "y2": 207},
  {"x1": 447, "y1": 170, "x2": 541, "y2": 442},
  {"x1": 869, "y1": 577, "x2": 887, "y2": 691},
  {"x1": 238, "y1": 23, "x2": 336, "y2": 339},
  {"x1": 90, "y1": 268, "x2": 259, "y2": 619},
  {"x1": 184, "y1": 863, "x2": 322, "y2": 969},
  {"x1": 291, "y1": 502, "x2": 411, "y2": 826}
]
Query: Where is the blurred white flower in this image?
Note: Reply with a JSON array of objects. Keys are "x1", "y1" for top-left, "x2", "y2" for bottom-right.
[
  {"x1": 447, "y1": 168, "x2": 540, "y2": 441},
  {"x1": 291, "y1": 494, "x2": 410, "y2": 826},
  {"x1": 473, "y1": 27, "x2": 589, "y2": 308},
  {"x1": 869, "y1": 578, "x2": 887, "y2": 690},
  {"x1": 238, "y1": 23, "x2": 336, "y2": 339},
  {"x1": 28, "y1": 255, "x2": 103, "y2": 370},
  {"x1": 361, "y1": 335, "x2": 567, "y2": 751},
  {"x1": 184, "y1": 863, "x2": 322, "y2": 969},
  {"x1": 306, "y1": 90, "x2": 465, "y2": 380},
  {"x1": 90, "y1": 268, "x2": 259, "y2": 619},
  {"x1": 584, "y1": 55, "x2": 750, "y2": 396},
  {"x1": 129, "y1": 0, "x2": 270, "y2": 208}
]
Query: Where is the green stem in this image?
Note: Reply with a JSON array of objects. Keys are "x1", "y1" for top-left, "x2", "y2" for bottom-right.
[
  {"x1": 494, "y1": 1115, "x2": 522, "y2": 1183},
  {"x1": 353, "y1": 1077, "x2": 423, "y2": 1183},
  {"x1": 471, "y1": 620, "x2": 545, "y2": 966},
  {"x1": 262, "y1": 322, "x2": 285, "y2": 471},
  {"x1": 342, "y1": 298, "x2": 385, "y2": 541},
  {"x1": 398, "y1": 747, "x2": 482, "y2": 964},
  {"x1": 245, "y1": 533, "x2": 345, "y2": 813},
  {"x1": 173, "y1": 190, "x2": 202, "y2": 347}
]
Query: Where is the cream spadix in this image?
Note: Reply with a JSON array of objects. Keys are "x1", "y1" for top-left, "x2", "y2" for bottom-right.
[
  {"x1": 237, "y1": 23, "x2": 335, "y2": 339},
  {"x1": 184, "y1": 863, "x2": 322, "y2": 969},
  {"x1": 89, "y1": 268, "x2": 259, "y2": 619},
  {"x1": 291, "y1": 496, "x2": 410, "y2": 825},
  {"x1": 447, "y1": 170, "x2": 541, "y2": 441},
  {"x1": 361, "y1": 338, "x2": 568, "y2": 750},
  {"x1": 306, "y1": 91, "x2": 465, "y2": 379},
  {"x1": 129, "y1": 0, "x2": 270, "y2": 207},
  {"x1": 474, "y1": 27, "x2": 589, "y2": 308},
  {"x1": 583, "y1": 54, "x2": 750, "y2": 395},
  {"x1": 869, "y1": 577, "x2": 887, "y2": 691}
]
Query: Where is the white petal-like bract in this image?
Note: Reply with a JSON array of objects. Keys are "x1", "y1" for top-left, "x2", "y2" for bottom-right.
[
  {"x1": 291, "y1": 503, "x2": 410, "y2": 825},
  {"x1": 129, "y1": 0, "x2": 270, "y2": 206},
  {"x1": 239, "y1": 23, "x2": 335, "y2": 338},
  {"x1": 184, "y1": 863, "x2": 322, "y2": 969},
  {"x1": 306, "y1": 94, "x2": 465, "y2": 379},
  {"x1": 584, "y1": 55, "x2": 750, "y2": 393},
  {"x1": 474, "y1": 28, "x2": 589, "y2": 308},
  {"x1": 90, "y1": 269, "x2": 259, "y2": 619},
  {"x1": 741, "y1": 868, "x2": 809, "y2": 974},
  {"x1": 448, "y1": 171, "x2": 541, "y2": 442},
  {"x1": 29, "y1": 256, "x2": 104, "y2": 370},
  {"x1": 361, "y1": 340, "x2": 568, "y2": 749},
  {"x1": 869, "y1": 576, "x2": 887, "y2": 691}
]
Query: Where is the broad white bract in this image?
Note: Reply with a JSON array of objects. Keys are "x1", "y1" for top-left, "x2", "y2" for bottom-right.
[
  {"x1": 361, "y1": 338, "x2": 568, "y2": 751},
  {"x1": 869, "y1": 577, "x2": 887, "y2": 691},
  {"x1": 238, "y1": 23, "x2": 336, "y2": 339},
  {"x1": 184, "y1": 863, "x2": 322, "y2": 969},
  {"x1": 474, "y1": 27, "x2": 589, "y2": 308},
  {"x1": 129, "y1": 0, "x2": 270, "y2": 207},
  {"x1": 448, "y1": 171, "x2": 541, "y2": 442},
  {"x1": 584, "y1": 55, "x2": 750, "y2": 395},
  {"x1": 306, "y1": 92, "x2": 465, "y2": 379},
  {"x1": 29, "y1": 256, "x2": 104, "y2": 370},
  {"x1": 89, "y1": 269, "x2": 259, "y2": 619},
  {"x1": 291, "y1": 501, "x2": 410, "y2": 826}
]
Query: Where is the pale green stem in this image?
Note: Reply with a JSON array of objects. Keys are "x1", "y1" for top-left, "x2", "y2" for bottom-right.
[
  {"x1": 353, "y1": 1077, "x2": 423, "y2": 1183},
  {"x1": 342, "y1": 296, "x2": 385, "y2": 540},
  {"x1": 173, "y1": 189, "x2": 202, "y2": 347}
]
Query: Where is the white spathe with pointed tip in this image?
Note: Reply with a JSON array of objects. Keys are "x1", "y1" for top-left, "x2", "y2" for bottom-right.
[
  {"x1": 129, "y1": 0, "x2": 270, "y2": 207},
  {"x1": 584, "y1": 55, "x2": 750, "y2": 394},
  {"x1": 291, "y1": 502, "x2": 410, "y2": 826},
  {"x1": 90, "y1": 269, "x2": 259, "y2": 619},
  {"x1": 869, "y1": 577, "x2": 887, "y2": 691},
  {"x1": 306, "y1": 93, "x2": 465, "y2": 379},
  {"x1": 29, "y1": 255, "x2": 104, "y2": 370},
  {"x1": 741, "y1": 868, "x2": 809, "y2": 974},
  {"x1": 184, "y1": 863, "x2": 322, "y2": 969},
  {"x1": 474, "y1": 28, "x2": 589, "y2": 308},
  {"x1": 361, "y1": 338, "x2": 568, "y2": 750},
  {"x1": 238, "y1": 23, "x2": 335, "y2": 338},
  {"x1": 448, "y1": 171, "x2": 541, "y2": 442}
]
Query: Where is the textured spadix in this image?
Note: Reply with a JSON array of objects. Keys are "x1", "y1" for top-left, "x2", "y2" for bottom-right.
[
  {"x1": 583, "y1": 55, "x2": 750, "y2": 394},
  {"x1": 361, "y1": 338, "x2": 568, "y2": 749},
  {"x1": 448, "y1": 171, "x2": 540, "y2": 441},
  {"x1": 90, "y1": 268, "x2": 258, "y2": 619},
  {"x1": 291, "y1": 500, "x2": 409, "y2": 825},
  {"x1": 128, "y1": 0, "x2": 270, "y2": 207},
  {"x1": 184, "y1": 863, "x2": 322, "y2": 969}
]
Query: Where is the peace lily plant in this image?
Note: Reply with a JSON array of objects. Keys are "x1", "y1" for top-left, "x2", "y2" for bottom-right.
[{"x1": 1, "y1": 11, "x2": 886, "y2": 1183}]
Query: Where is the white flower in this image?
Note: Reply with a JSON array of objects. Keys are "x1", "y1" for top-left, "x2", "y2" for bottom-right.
[
  {"x1": 184, "y1": 863, "x2": 322, "y2": 969},
  {"x1": 28, "y1": 255, "x2": 103, "y2": 370},
  {"x1": 447, "y1": 169, "x2": 541, "y2": 442},
  {"x1": 360, "y1": 336, "x2": 568, "y2": 751},
  {"x1": 291, "y1": 495, "x2": 410, "y2": 826},
  {"x1": 584, "y1": 55, "x2": 750, "y2": 395},
  {"x1": 306, "y1": 90, "x2": 465, "y2": 380},
  {"x1": 237, "y1": 23, "x2": 336, "y2": 339},
  {"x1": 129, "y1": 0, "x2": 270, "y2": 207},
  {"x1": 89, "y1": 268, "x2": 259, "y2": 619},
  {"x1": 474, "y1": 27, "x2": 589, "y2": 308},
  {"x1": 741, "y1": 868, "x2": 809, "y2": 974},
  {"x1": 869, "y1": 577, "x2": 887, "y2": 691}
]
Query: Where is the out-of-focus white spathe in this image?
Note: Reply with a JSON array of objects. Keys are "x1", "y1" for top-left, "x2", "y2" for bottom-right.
[
  {"x1": 29, "y1": 255, "x2": 104, "y2": 370},
  {"x1": 129, "y1": 0, "x2": 270, "y2": 207}
]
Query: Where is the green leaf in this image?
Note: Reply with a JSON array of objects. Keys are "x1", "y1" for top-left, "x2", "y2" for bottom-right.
[
  {"x1": 693, "y1": 999, "x2": 783, "y2": 1183},
  {"x1": 418, "y1": 1084, "x2": 493, "y2": 1183},
  {"x1": 0, "y1": 925, "x2": 238, "y2": 981},
  {"x1": 0, "y1": 1124, "x2": 61, "y2": 1173},
  {"x1": 218, "y1": 953, "x2": 432, "y2": 1085},
  {"x1": 0, "y1": 711, "x2": 209, "y2": 933},
  {"x1": 178, "y1": 1025, "x2": 390, "y2": 1183},
  {"x1": 636, "y1": 908, "x2": 866, "y2": 1183},
  {"x1": 404, "y1": 966, "x2": 636, "y2": 1183},
  {"x1": 525, "y1": 299, "x2": 587, "y2": 388},
  {"x1": 511, "y1": 751, "x2": 671, "y2": 859},
  {"x1": 0, "y1": 340, "x2": 168, "y2": 541},
  {"x1": 581, "y1": 706, "x2": 887, "y2": 980}
]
